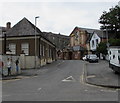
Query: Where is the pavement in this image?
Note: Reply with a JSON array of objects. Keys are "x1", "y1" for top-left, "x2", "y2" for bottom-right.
[
  {"x1": 1, "y1": 60, "x2": 61, "y2": 80},
  {"x1": 85, "y1": 60, "x2": 120, "y2": 88},
  {"x1": 1, "y1": 68, "x2": 39, "y2": 80}
]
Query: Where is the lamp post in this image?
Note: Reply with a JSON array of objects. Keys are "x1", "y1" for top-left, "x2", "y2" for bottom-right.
[{"x1": 35, "y1": 16, "x2": 39, "y2": 69}]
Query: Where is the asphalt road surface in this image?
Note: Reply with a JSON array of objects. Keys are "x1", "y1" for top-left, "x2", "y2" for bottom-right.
[{"x1": 2, "y1": 60, "x2": 119, "y2": 101}]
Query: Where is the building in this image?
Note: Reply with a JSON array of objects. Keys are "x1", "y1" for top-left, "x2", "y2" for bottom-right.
[
  {"x1": 67, "y1": 27, "x2": 106, "y2": 60},
  {"x1": 0, "y1": 22, "x2": 11, "y2": 54},
  {"x1": 43, "y1": 32, "x2": 70, "y2": 50},
  {"x1": 0, "y1": 17, "x2": 56, "y2": 69},
  {"x1": 43, "y1": 32, "x2": 70, "y2": 59},
  {"x1": 86, "y1": 29, "x2": 106, "y2": 54}
]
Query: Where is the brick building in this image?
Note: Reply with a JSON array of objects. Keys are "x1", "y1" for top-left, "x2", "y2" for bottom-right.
[
  {"x1": 64, "y1": 27, "x2": 107, "y2": 60},
  {"x1": 0, "y1": 17, "x2": 56, "y2": 68}
]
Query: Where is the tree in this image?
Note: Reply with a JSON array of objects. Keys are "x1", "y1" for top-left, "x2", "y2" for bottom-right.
[
  {"x1": 97, "y1": 42, "x2": 107, "y2": 55},
  {"x1": 99, "y1": 5, "x2": 120, "y2": 38},
  {"x1": 109, "y1": 38, "x2": 120, "y2": 46}
]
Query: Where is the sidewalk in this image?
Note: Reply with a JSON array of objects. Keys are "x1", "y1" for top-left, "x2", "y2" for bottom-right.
[
  {"x1": 1, "y1": 68, "x2": 40, "y2": 80},
  {"x1": 1, "y1": 60, "x2": 59, "y2": 81},
  {"x1": 85, "y1": 60, "x2": 120, "y2": 88}
]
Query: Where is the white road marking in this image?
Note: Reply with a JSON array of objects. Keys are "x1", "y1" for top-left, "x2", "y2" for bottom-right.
[
  {"x1": 37, "y1": 88, "x2": 42, "y2": 91},
  {"x1": 84, "y1": 89, "x2": 88, "y2": 91},
  {"x1": 100, "y1": 89, "x2": 117, "y2": 92},
  {"x1": 62, "y1": 76, "x2": 76, "y2": 82},
  {"x1": 87, "y1": 75, "x2": 96, "y2": 79}
]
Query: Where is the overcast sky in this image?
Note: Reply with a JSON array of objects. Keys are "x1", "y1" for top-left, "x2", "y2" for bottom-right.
[{"x1": 1, "y1": 0, "x2": 119, "y2": 35}]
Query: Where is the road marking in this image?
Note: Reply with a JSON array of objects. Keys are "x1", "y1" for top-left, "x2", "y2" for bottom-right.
[
  {"x1": 86, "y1": 75, "x2": 96, "y2": 79},
  {"x1": 100, "y1": 89, "x2": 117, "y2": 92},
  {"x1": 62, "y1": 76, "x2": 76, "y2": 82},
  {"x1": 37, "y1": 88, "x2": 42, "y2": 91},
  {"x1": 84, "y1": 89, "x2": 88, "y2": 91}
]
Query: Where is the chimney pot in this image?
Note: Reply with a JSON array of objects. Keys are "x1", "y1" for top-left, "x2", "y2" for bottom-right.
[{"x1": 6, "y1": 22, "x2": 11, "y2": 29}]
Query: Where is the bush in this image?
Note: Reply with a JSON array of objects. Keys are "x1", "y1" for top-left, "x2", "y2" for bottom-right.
[{"x1": 97, "y1": 42, "x2": 107, "y2": 55}]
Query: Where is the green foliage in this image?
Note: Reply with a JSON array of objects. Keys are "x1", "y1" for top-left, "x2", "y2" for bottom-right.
[
  {"x1": 97, "y1": 42, "x2": 107, "y2": 55},
  {"x1": 99, "y1": 5, "x2": 120, "y2": 38},
  {"x1": 109, "y1": 38, "x2": 120, "y2": 46}
]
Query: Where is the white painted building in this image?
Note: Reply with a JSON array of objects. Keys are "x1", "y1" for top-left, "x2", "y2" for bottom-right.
[{"x1": 89, "y1": 32, "x2": 101, "y2": 51}]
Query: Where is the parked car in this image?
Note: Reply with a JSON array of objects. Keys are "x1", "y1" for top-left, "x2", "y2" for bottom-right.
[
  {"x1": 87, "y1": 54, "x2": 99, "y2": 63},
  {"x1": 82, "y1": 55, "x2": 87, "y2": 61}
]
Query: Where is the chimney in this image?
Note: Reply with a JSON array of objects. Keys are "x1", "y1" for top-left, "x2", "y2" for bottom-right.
[{"x1": 6, "y1": 22, "x2": 11, "y2": 30}]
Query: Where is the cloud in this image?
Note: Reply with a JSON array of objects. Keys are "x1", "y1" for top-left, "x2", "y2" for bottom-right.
[{"x1": 1, "y1": 2, "x2": 118, "y2": 35}]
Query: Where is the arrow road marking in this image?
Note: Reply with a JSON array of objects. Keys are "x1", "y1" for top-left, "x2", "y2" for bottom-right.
[{"x1": 62, "y1": 76, "x2": 76, "y2": 82}]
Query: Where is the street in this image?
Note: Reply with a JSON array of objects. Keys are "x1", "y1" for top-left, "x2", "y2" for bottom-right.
[{"x1": 2, "y1": 60, "x2": 119, "y2": 101}]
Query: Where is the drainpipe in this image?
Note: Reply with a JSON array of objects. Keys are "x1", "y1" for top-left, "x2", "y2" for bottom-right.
[
  {"x1": 4, "y1": 34, "x2": 6, "y2": 54},
  {"x1": 39, "y1": 36, "x2": 41, "y2": 67}
]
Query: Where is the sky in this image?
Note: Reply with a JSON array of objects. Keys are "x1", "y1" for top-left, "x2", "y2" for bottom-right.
[{"x1": 1, "y1": 0, "x2": 119, "y2": 35}]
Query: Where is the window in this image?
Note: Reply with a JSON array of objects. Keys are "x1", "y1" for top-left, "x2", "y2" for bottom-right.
[
  {"x1": 21, "y1": 43, "x2": 29, "y2": 55},
  {"x1": 43, "y1": 45, "x2": 45, "y2": 56},
  {"x1": 49, "y1": 48, "x2": 51, "y2": 57},
  {"x1": 9, "y1": 43, "x2": 16, "y2": 54},
  {"x1": 92, "y1": 40, "x2": 94, "y2": 47},
  {"x1": 118, "y1": 56, "x2": 120, "y2": 64},
  {"x1": 40, "y1": 44, "x2": 42, "y2": 56},
  {"x1": 113, "y1": 55, "x2": 115, "y2": 59},
  {"x1": 109, "y1": 51, "x2": 111, "y2": 55},
  {"x1": 48, "y1": 46, "x2": 51, "y2": 57},
  {"x1": 96, "y1": 39, "x2": 98, "y2": 45},
  {"x1": 53, "y1": 37, "x2": 55, "y2": 40},
  {"x1": 118, "y1": 50, "x2": 120, "y2": 53}
]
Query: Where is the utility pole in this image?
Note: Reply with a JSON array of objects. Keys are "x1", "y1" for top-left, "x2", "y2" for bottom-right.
[{"x1": 35, "y1": 16, "x2": 39, "y2": 69}]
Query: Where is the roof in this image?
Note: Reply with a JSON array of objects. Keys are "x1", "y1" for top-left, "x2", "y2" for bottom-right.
[
  {"x1": 43, "y1": 32, "x2": 70, "y2": 39},
  {"x1": 77, "y1": 27, "x2": 106, "y2": 38},
  {"x1": 3, "y1": 17, "x2": 56, "y2": 47},
  {"x1": 5, "y1": 17, "x2": 43, "y2": 37},
  {"x1": 70, "y1": 26, "x2": 106, "y2": 43}
]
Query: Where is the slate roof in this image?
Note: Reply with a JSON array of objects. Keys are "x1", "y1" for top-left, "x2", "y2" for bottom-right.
[
  {"x1": 77, "y1": 27, "x2": 106, "y2": 38},
  {"x1": 6, "y1": 17, "x2": 44, "y2": 37},
  {"x1": 71, "y1": 27, "x2": 107, "y2": 43},
  {"x1": 4, "y1": 17, "x2": 55, "y2": 46},
  {"x1": 43, "y1": 32, "x2": 70, "y2": 39}
]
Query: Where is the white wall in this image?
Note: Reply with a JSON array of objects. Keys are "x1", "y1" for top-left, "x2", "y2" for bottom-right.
[
  {"x1": 0, "y1": 55, "x2": 21, "y2": 76},
  {"x1": 20, "y1": 55, "x2": 41, "y2": 69},
  {"x1": 19, "y1": 54, "x2": 54, "y2": 69},
  {"x1": 90, "y1": 33, "x2": 101, "y2": 51}
]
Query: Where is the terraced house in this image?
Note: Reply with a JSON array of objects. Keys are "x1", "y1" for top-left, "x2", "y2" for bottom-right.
[{"x1": 1, "y1": 17, "x2": 56, "y2": 69}]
